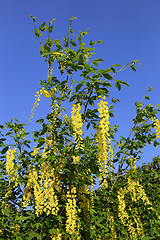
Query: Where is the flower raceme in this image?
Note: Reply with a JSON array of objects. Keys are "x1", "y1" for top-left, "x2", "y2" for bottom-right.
[
  {"x1": 29, "y1": 87, "x2": 56, "y2": 121},
  {"x1": 71, "y1": 103, "x2": 83, "y2": 163},
  {"x1": 98, "y1": 96, "x2": 110, "y2": 139},
  {"x1": 66, "y1": 185, "x2": 79, "y2": 237},
  {"x1": 95, "y1": 96, "x2": 114, "y2": 183},
  {"x1": 71, "y1": 103, "x2": 83, "y2": 141},
  {"x1": 6, "y1": 148, "x2": 17, "y2": 174},
  {"x1": 23, "y1": 162, "x2": 59, "y2": 216},
  {"x1": 153, "y1": 118, "x2": 160, "y2": 140},
  {"x1": 117, "y1": 176, "x2": 152, "y2": 239}
]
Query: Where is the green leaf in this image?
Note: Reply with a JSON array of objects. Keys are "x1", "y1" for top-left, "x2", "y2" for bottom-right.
[
  {"x1": 145, "y1": 96, "x2": 150, "y2": 100},
  {"x1": 92, "y1": 58, "x2": 104, "y2": 67},
  {"x1": 141, "y1": 236, "x2": 152, "y2": 240},
  {"x1": 87, "y1": 122, "x2": 90, "y2": 130},
  {"x1": 132, "y1": 59, "x2": 140, "y2": 64},
  {"x1": 75, "y1": 84, "x2": 83, "y2": 92},
  {"x1": 116, "y1": 79, "x2": 129, "y2": 86},
  {"x1": 49, "y1": 18, "x2": 56, "y2": 24},
  {"x1": 15, "y1": 236, "x2": 23, "y2": 240},
  {"x1": 111, "y1": 64, "x2": 121, "y2": 67},
  {"x1": 29, "y1": 14, "x2": 37, "y2": 22},
  {"x1": 84, "y1": 63, "x2": 91, "y2": 72},
  {"x1": 115, "y1": 81, "x2": 121, "y2": 91},
  {"x1": 35, "y1": 28, "x2": 42, "y2": 37},
  {"x1": 130, "y1": 64, "x2": 137, "y2": 72},
  {"x1": 39, "y1": 22, "x2": 46, "y2": 31},
  {"x1": 69, "y1": 27, "x2": 73, "y2": 33},
  {"x1": 99, "y1": 69, "x2": 113, "y2": 80},
  {"x1": 69, "y1": 95, "x2": 76, "y2": 102},
  {"x1": 28, "y1": 232, "x2": 42, "y2": 240},
  {"x1": 89, "y1": 40, "x2": 97, "y2": 46},
  {"x1": 49, "y1": 228, "x2": 58, "y2": 234},
  {"x1": 109, "y1": 111, "x2": 114, "y2": 117},
  {"x1": 1, "y1": 146, "x2": 9, "y2": 154}
]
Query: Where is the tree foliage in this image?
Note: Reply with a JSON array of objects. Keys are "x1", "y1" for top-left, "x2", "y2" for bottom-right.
[{"x1": 0, "y1": 16, "x2": 159, "y2": 239}]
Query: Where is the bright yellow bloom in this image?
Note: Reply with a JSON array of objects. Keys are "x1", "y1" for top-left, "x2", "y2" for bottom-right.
[
  {"x1": 66, "y1": 185, "x2": 79, "y2": 236},
  {"x1": 31, "y1": 146, "x2": 40, "y2": 157},
  {"x1": 106, "y1": 209, "x2": 117, "y2": 239},
  {"x1": 51, "y1": 229, "x2": 62, "y2": 240},
  {"x1": 127, "y1": 176, "x2": 152, "y2": 209},
  {"x1": 117, "y1": 176, "x2": 152, "y2": 239},
  {"x1": 40, "y1": 87, "x2": 51, "y2": 98},
  {"x1": 71, "y1": 103, "x2": 83, "y2": 140},
  {"x1": 153, "y1": 118, "x2": 160, "y2": 140},
  {"x1": 6, "y1": 148, "x2": 17, "y2": 174},
  {"x1": 95, "y1": 98, "x2": 113, "y2": 183},
  {"x1": 117, "y1": 187, "x2": 136, "y2": 239},
  {"x1": 29, "y1": 90, "x2": 41, "y2": 121},
  {"x1": 98, "y1": 97, "x2": 110, "y2": 139},
  {"x1": 71, "y1": 103, "x2": 83, "y2": 163},
  {"x1": 23, "y1": 162, "x2": 60, "y2": 217}
]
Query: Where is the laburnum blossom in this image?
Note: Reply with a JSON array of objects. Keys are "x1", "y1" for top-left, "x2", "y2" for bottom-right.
[
  {"x1": 23, "y1": 162, "x2": 59, "y2": 216},
  {"x1": 95, "y1": 96, "x2": 113, "y2": 183},
  {"x1": 117, "y1": 176, "x2": 152, "y2": 239},
  {"x1": 6, "y1": 148, "x2": 17, "y2": 174},
  {"x1": 117, "y1": 188, "x2": 137, "y2": 239},
  {"x1": 71, "y1": 103, "x2": 83, "y2": 163},
  {"x1": 71, "y1": 103, "x2": 83, "y2": 141},
  {"x1": 106, "y1": 209, "x2": 117, "y2": 239},
  {"x1": 153, "y1": 118, "x2": 160, "y2": 140},
  {"x1": 127, "y1": 177, "x2": 152, "y2": 209},
  {"x1": 66, "y1": 185, "x2": 79, "y2": 236},
  {"x1": 40, "y1": 87, "x2": 51, "y2": 98},
  {"x1": 29, "y1": 90, "x2": 41, "y2": 121}
]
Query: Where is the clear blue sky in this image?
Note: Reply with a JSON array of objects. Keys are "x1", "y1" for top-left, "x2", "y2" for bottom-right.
[{"x1": 0, "y1": 0, "x2": 160, "y2": 167}]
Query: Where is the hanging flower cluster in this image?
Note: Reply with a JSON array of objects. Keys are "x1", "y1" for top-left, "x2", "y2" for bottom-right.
[
  {"x1": 117, "y1": 187, "x2": 137, "y2": 239},
  {"x1": 71, "y1": 103, "x2": 83, "y2": 163},
  {"x1": 31, "y1": 145, "x2": 40, "y2": 157},
  {"x1": 71, "y1": 103, "x2": 83, "y2": 141},
  {"x1": 40, "y1": 87, "x2": 51, "y2": 98},
  {"x1": 51, "y1": 229, "x2": 62, "y2": 240},
  {"x1": 6, "y1": 147, "x2": 19, "y2": 187},
  {"x1": 117, "y1": 176, "x2": 152, "y2": 239},
  {"x1": 42, "y1": 135, "x2": 56, "y2": 158},
  {"x1": 66, "y1": 185, "x2": 79, "y2": 237},
  {"x1": 127, "y1": 177, "x2": 152, "y2": 209},
  {"x1": 153, "y1": 118, "x2": 160, "y2": 140},
  {"x1": 29, "y1": 87, "x2": 54, "y2": 121},
  {"x1": 95, "y1": 96, "x2": 113, "y2": 183},
  {"x1": 29, "y1": 90, "x2": 41, "y2": 121},
  {"x1": 130, "y1": 207, "x2": 144, "y2": 237},
  {"x1": 6, "y1": 148, "x2": 17, "y2": 174},
  {"x1": 106, "y1": 209, "x2": 117, "y2": 239},
  {"x1": 23, "y1": 162, "x2": 59, "y2": 216}
]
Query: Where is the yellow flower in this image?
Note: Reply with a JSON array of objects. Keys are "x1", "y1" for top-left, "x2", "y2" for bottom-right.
[
  {"x1": 71, "y1": 103, "x2": 83, "y2": 163},
  {"x1": 31, "y1": 146, "x2": 40, "y2": 157},
  {"x1": 106, "y1": 209, "x2": 117, "y2": 239},
  {"x1": 153, "y1": 118, "x2": 160, "y2": 140},
  {"x1": 40, "y1": 87, "x2": 51, "y2": 98},
  {"x1": 66, "y1": 185, "x2": 79, "y2": 236},
  {"x1": 71, "y1": 103, "x2": 83, "y2": 140},
  {"x1": 6, "y1": 148, "x2": 17, "y2": 174},
  {"x1": 29, "y1": 90, "x2": 41, "y2": 121},
  {"x1": 95, "y1": 98, "x2": 113, "y2": 183}
]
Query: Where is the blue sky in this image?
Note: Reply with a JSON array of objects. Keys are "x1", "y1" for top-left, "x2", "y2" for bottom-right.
[{"x1": 0, "y1": 0, "x2": 160, "y2": 168}]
